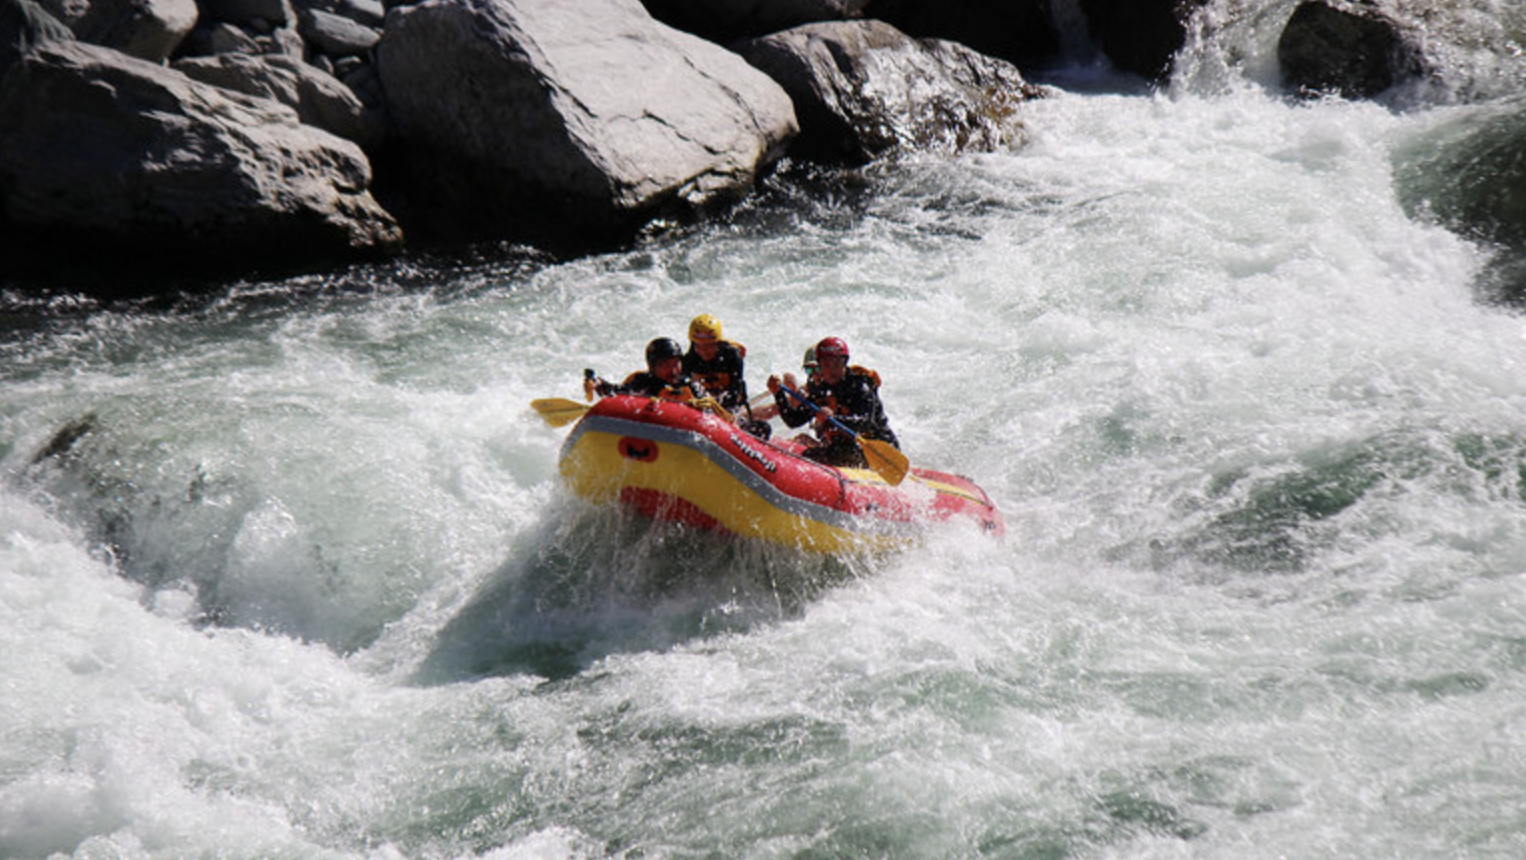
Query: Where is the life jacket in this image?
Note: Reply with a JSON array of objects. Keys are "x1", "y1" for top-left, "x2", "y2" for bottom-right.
[
  {"x1": 849, "y1": 365, "x2": 881, "y2": 389},
  {"x1": 618, "y1": 371, "x2": 733, "y2": 421},
  {"x1": 685, "y1": 340, "x2": 747, "y2": 408},
  {"x1": 619, "y1": 371, "x2": 701, "y2": 402},
  {"x1": 806, "y1": 366, "x2": 894, "y2": 447},
  {"x1": 807, "y1": 367, "x2": 880, "y2": 418}
]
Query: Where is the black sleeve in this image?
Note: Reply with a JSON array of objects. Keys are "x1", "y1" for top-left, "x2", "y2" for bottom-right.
[
  {"x1": 721, "y1": 345, "x2": 748, "y2": 409},
  {"x1": 615, "y1": 372, "x2": 658, "y2": 396},
  {"x1": 775, "y1": 389, "x2": 814, "y2": 428},
  {"x1": 833, "y1": 378, "x2": 897, "y2": 445}
]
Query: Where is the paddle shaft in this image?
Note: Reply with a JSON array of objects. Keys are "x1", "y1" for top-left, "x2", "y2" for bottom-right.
[
  {"x1": 776, "y1": 383, "x2": 907, "y2": 484},
  {"x1": 777, "y1": 383, "x2": 868, "y2": 441}
]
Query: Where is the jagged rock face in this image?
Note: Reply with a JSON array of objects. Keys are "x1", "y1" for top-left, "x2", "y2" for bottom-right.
[
  {"x1": 173, "y1": 52, "x2": 381, "y2": 149},
  {"x1": 1277, "y1": 0, "x2": 1426, "y2": 98},
  {"x1": 0, "y1": 41, "x2": 402, "y2": 259},
  {"x1": 374, "y1": 0, "x2": 797, "y2": 239},
  {"x1": 737, "y1": 19, "x2": 1045, "y2": 165}
]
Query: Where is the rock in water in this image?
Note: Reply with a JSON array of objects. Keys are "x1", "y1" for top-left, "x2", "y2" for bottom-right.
[
  {"x1": 0, "y1": 41, "x2": 402, "y2": 270},
  {"x1": 375, "y1": 0, "x2": 797, "y2": 241}
]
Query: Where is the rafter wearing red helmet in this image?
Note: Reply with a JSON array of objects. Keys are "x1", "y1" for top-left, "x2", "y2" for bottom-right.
[{"x1": 767, "y1": 337, "x2": 899, "y2": 468}]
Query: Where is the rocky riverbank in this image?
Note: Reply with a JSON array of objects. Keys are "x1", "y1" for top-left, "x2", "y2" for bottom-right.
[{"x1": 0, "y1": 0, "x2": 1461, "y2": 292}]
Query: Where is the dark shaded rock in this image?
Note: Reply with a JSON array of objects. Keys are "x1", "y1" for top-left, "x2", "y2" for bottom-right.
[
  {"x1": 737, "y1": 19, "x2": 1044, "y2": 164},
  {"x1": 199, "y1": 0, "x2": 289, "y2": 27},
  {"x1": 1, "y1": 0, "x2": 73, "y2": 73},
  {"x1": 265, "y1": 21, "x2": 303, "y2": 55},
  {"x1": 1277, "y1": 0, "x2": 1425, "y2": 98},
  {"x1": 1077, "y1": 0, "x2": 1207, "y2": 80},
  {"x1": 639, "y1": 0, "x2": 867, "y2": 43},
  {"x1": 374, "y1": 0, "x2": 796, "y2": 243},
  {"x1": 0, "y1": 42, "x2": 401, "y2": 272},
  {"x1": 861, "y1": 0, "x2": 1060, "y2": 73}
]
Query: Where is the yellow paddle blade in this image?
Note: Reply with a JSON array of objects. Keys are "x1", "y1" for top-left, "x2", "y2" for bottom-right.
[
  {"x1": 530, "y1": 397, "x2": 588, "y2": 428},
  {"x1": 859, "y1": 437, "x2": 910, "y2": 486}
]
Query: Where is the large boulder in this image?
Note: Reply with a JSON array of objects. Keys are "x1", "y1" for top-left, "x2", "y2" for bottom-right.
[
  {"x1": 1277, "y1": 0, "x2": 1426, "y2": 98},
  {"x1": 0, "y1": 42, "x2": 402, "y2": 267},
  {"x1": 1077, "y1": 0, "x2": 1207, "y2": 81},
  {"x1": 737, "y1": 19, "x2": 1045, "y2": 164},
  {"x1": 1, "y1": 0, "x2": 69, "y2": 73},
  {"x1": 299, "y1": 6, "x2": 376, "y2": 55},
  {"x1": 71, "y1": 0, "x2": 195, "y2": 62},
  {"x1": 173, "y1": 52, "x2": 382, "y2": 149},
  {"x1": 861, "y1": 0, "x2": 1059, "y2": 72},
  {"x1": 639, "y1": 0, "x2": 868, "y2": 44},
  {"x1": 374, "y1": 0, "x2": 797, "y2": 240}
]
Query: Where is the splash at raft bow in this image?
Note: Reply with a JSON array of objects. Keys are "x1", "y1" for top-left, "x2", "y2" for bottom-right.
[{"x1": 532, "y1": 393, "x2": 1004, "y2": 553}]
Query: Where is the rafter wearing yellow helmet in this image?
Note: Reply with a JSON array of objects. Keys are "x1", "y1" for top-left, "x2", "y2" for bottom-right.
[
  {"x1": 688, "y1": 314, "x2": 723, "y2": 342},
  {"x1": 683, "y1": 314, "x2": 755, "y2": 425}
]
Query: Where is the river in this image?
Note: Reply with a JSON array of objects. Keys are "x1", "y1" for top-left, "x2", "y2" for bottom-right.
[{"x1": 4, "y1": 2, "x2": 1526, "y2": 857}]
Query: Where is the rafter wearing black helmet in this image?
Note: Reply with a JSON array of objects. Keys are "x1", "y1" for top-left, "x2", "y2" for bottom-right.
[{"x1": 592, "y1": 337, "x2": 704, "y2": 401}]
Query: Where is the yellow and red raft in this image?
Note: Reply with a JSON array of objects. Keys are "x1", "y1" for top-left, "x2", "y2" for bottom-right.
[{"x1": 558, "y1": 395, "x2": 1004, "y2": 553}]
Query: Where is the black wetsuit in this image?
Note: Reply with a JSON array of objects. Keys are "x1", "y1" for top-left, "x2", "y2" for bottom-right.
[
  {"x1": 682, "y1": 341, "x2": 748, "y2": 412},
  {"x1": 775, "y1": 369, "x2": 899, "y2": 467},
  {"x1": 611, "y1": 371, "x2": 703, "y2": 400}
]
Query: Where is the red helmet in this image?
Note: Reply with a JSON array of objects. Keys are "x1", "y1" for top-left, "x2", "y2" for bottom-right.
[{"x1": 815, "y1": 337, "x2": 849, "y2": 360}]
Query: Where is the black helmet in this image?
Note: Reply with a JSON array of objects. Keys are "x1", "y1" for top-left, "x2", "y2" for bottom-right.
[{"x1": 645, "y1": 337, "x2": 684, "y2": 368}]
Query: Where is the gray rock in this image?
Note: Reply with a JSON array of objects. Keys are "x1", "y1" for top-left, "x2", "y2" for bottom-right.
[
  {"x1": 174, "y1": 52, "x2": 383, "y2": 147},
  {"x1": 264, "y1": 22, "x2": 304, "y2": 56},
  {"x1": 206, "y1": 19, "x2": 256, "y2": 51},
  {"x1": 1278, "y1": 0, "x2": 1426, "y2": 99},
  {"x1": 300, "y1": 6, "x2": 376, "y2": 55},
  {"x1": 36, "y1": 0, "x2": 86, "y2": 27},
  {"x1": 73, "y1": 0, "x2": 196, "y2": 62},
  {"x1": 335, "y1": 0, "x2": 381, "y2": 27},
  {"x1": 738, "y1": 19, "x2": 1044, "y2": 164},
  {"x1": 2, "y1": 0, "x2": 73, "y2": 73},
  {"x1": 0, "y1": 42, "x2": 401, "y2": 258},
  {"x1": 375, "y1": 0, "x2": 797, "y2": 238}
]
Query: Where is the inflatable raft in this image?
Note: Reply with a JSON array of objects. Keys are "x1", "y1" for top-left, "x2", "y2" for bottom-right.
[{"x1": 557, "y1": 395, "x2": 1004, "y2": 553}]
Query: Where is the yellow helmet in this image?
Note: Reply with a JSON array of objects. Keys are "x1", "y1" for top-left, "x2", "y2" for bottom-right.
[{"x1": 688, "y1": 314, "x2": 723, "y2": 341}]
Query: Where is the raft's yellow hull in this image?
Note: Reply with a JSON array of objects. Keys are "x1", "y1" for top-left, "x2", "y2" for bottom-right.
[{"x1": 558, "y1": 397, "x2": 1002, "y2": 554}]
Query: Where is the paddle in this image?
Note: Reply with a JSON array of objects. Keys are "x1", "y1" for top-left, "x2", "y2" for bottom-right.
[
  {"x1": 531, "y1": 368, "x2": 606, "y2": 427},
  {"x1": 777, "y1": 383, "x2": 909, "y2": 486},
  {"x1": 530, "y1": 397, "x2": 588, "y2": 428}
]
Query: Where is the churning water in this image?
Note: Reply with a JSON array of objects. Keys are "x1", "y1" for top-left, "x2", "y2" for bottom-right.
[{"x1": 5, "y1": 2, "x2": 1526, "y2": 857}]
